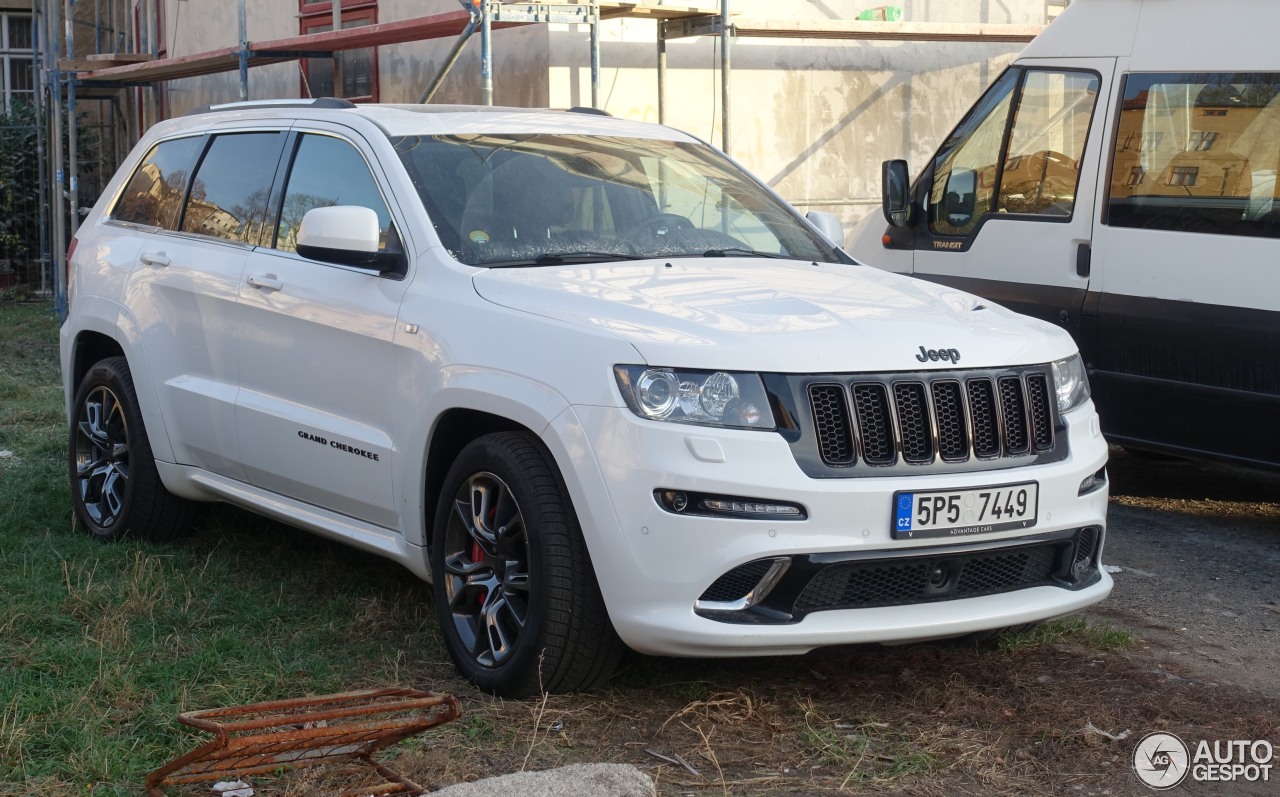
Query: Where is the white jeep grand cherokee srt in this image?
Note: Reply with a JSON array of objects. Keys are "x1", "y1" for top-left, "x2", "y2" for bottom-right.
[{"x1": 60, "y1": 99, "x2": 1111, "y2": 697}]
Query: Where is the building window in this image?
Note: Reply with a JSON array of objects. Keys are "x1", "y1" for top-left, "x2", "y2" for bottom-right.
[
  {"x1": 1126, "y1": 166, "x2": 1145, "y2": 186},
  {"x1": 300, "y1": 2, "x2": 377, "y2": 102},
  {"x1": 1168, "y1": 166, "x2": 1199, "y2": 187},
  {"x1": 1188, "y1": 131, "x2": 1218, "y2": 151},
  {"x1": 1, "y1": 12, "x2": 34, "y2": 112}
]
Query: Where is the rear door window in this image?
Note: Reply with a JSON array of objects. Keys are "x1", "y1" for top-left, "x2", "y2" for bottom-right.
[
  {"x1": 180, "y1": 132, "x2": 289, "y2": 244},
  {"x1": 111, "y1": 136, "x2": 205, "y2": 229},
  {"x1": 1107, "y1": 72, "x2": 1280, "y2": 238}
]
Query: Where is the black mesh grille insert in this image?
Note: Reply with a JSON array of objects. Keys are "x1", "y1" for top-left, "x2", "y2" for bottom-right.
[
  {"x1": 800, "y1": 368, "x2": 1059, "y2": 473},
  {"x1": 809, "y1": 384, "x2": 855, "y2": 466},
  {"x1": 793, "y1": 541, "x2": 1065, "y2": 612},
  {"x1": 999, "y1": 377, "x2": 1030, "y2": 454},
  {"x1": 893, "y1": 382, "x2": 933, "y2": 463},
  {"x1": 954, "y1": 547, "x2": 1056, "y2": 593},
  {"x1": 967, "y1": 378, "x2": 1000, "y2": 458},
  {"x1": 852, "y1": 383, "x2": 895, "y2": 465},
  {"x1": 1026, "y1": 374, "x2": 1054, "y2": 451},
  {"x1": 699, "y1": 560, "x2": 776, "y2": 603},
  {"x1": 931, "y1": 381, "x2": 968, "y2": 462}
]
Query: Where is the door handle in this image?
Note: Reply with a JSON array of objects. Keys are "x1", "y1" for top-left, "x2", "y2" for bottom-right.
[
  {"x1": 139, "y1": 252, "x2": 170, "y2": 267},
  {"x1": 246, "y1": 274, "x2": 283, "y2": 292}
]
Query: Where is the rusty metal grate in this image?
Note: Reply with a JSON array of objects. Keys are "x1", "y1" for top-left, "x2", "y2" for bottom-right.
[{"x1": 146, "y1": 687, "x2": 462, "y2": 796}]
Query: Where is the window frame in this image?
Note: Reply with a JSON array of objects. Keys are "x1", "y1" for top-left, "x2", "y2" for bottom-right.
[
  {"x1": 926, "y1": 66, "x2": 1103, "y2": 241},
  {"x1": 264, "y1": 128, "x2": 407, "y2": 276},
  {"x1": 175, "y1": 130, "x2": 292, "y2": 246},
  {"x1": 1102, "y1": 70, "x2": 1280, "y2": 238},
  {"x1": 299, "y1": 3, "x2": 378, "y2": 103},
  {"x1": 1, "y1": 11, "x2": 35, "y2": 113}
]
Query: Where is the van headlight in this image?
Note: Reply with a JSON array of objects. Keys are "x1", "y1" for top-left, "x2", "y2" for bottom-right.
[
  {"x1": 1051, "y1": 354, "x2": 1091, "y2": 413},
  {"x1": 614, "y1": 366, "x2": 776, "y2": 430}
]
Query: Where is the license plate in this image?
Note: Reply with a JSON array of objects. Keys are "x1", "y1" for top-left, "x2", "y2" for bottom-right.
[{"x1": 892, "y1": 482, "x2": 1038, "y2": 540}]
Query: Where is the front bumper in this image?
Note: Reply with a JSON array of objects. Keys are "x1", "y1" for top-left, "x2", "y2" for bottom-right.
[{"x1": 547, "y1": 400, "x2": 1111, "y2": 657}]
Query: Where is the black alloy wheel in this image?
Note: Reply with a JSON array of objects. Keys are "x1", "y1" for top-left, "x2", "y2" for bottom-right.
[
  {"x1": 68, "y1": 357, "x2": 192, "y2": 542},
  {"x1": 431, "y1": 432, "x2": 624, "y2": 697},
  {"x1": 440, "y1": 470, "x2": 532, "y2": 669}
]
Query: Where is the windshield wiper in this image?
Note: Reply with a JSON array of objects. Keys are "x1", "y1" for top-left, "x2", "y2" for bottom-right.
[
  {"x1": 483, "y1": 251, "x2": 645, "y2": 267},
  {"x1": 699, "y1": 247, "x2": 790, "y2": 259}
]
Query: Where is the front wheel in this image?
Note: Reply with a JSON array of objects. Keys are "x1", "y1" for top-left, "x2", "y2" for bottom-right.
[
  {"x1": 431, "y1": 432, "x2": 624, "y2": 697},
  {"x1": 68, "y1": 356, "x2": 192, "y2": 542}
]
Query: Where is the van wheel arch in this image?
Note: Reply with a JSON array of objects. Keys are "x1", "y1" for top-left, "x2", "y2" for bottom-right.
[{"x1": 72, "y1": 331, "x2": 126, "y2": 394}]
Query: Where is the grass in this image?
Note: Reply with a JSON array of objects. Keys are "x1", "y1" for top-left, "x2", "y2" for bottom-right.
[
  {"x1": 997, "y1": 617, "x2": 1133, "y2": 652},
  {"x1": 0, "y1": 302, "x2": 451, "y2": 793},
  {"x1": 2, "y1": 299, "x2": 1277, "y2": 797}
]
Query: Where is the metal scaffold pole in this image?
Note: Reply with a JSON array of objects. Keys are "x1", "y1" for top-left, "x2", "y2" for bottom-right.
[
  {"x1": 480, "y1": 0, "x2": 493, "y2": 105},
  {"x1": 720, "y1": 0, "x2": 730, "y2": 154},
  {"x1": 238, "y1": 0, "x2": 249, "y2": 100},
  {"x1": 589, "y1": 3, "x2": 600, "y2": 108}
]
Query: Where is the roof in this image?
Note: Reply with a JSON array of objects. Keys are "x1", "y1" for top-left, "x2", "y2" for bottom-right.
[{"x1": 147, "y1": 101, "x2": 698, "y2": 143}]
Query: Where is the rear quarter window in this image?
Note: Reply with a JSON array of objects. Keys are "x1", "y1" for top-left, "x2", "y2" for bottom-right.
[{"x1": 110, "y1": 136, "x2": 205, "y2": 229}]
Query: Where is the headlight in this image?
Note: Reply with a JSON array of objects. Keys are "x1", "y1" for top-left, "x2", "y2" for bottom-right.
[
  {"x1": 1051, "y1": 353, "x2": 1091, "y2": 413},
  {"x1": 614, "y1": 366, "x2": 776, "y2": 430}
]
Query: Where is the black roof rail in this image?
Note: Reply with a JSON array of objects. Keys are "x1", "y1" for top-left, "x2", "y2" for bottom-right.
[
  {"x1": 566, "y1": 106, "x2": 611, "y2": 116},
  {"x1": 184, "y1": 97, "x2": 357, "y2": 117}
]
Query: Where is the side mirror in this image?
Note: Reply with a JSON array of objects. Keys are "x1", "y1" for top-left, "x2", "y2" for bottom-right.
[
  {"x1": 296, "y1": 205, "x2": 387, "y2": 269},
  {"x1": 806, "y1": 211, "x2": 845, "y2": 248},
  {"x1": 942, "y1": 169, "x2": 977, "y2": 227},
  {"x1": 881, "y1": 159, "x2": 913, "y2": 228}
]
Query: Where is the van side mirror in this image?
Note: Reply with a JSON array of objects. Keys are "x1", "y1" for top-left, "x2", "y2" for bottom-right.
[
  {"x1": 941, "y1": 169, "x2": 977, "y2": 227},
  {"x1": 296, "y1": 206, "x2": 391, "y2": 270},
  {"x1": 806, "y1": 211, "x2": 845, "y2": 248},
  {"x1": 881, "y1": 160, "x2": 913, "y2": 227}
]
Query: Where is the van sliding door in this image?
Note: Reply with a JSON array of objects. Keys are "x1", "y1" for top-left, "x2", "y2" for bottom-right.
[{"x1": 1091, "y1": 71, "x2": 1280, "y2": 466}]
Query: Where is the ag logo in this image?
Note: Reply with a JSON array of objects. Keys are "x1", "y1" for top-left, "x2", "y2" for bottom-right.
[{"x1": 1133, "y1": 732, "x2": 1190, "y2": 790}]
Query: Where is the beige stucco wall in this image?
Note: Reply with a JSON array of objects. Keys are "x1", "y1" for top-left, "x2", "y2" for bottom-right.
[{"x1": 135, "y1": 0, "x2": 1047, "y2": 229}]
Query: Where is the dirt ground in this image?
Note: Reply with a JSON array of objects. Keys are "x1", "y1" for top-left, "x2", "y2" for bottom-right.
[
  {"x1": 379, "y1": 446, "x2": 1280, "y2": 797},
  {"x1": 1090, "y1": 448, "x2": 1280, "y2": 700}
]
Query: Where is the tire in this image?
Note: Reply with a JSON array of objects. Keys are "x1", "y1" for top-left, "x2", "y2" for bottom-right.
[
  {"x1": 431, "y1": 432, "x2": 624, "y2": 697},
  {"x1": 68, "y1": 356, "x2": 193, "y2": 542}
]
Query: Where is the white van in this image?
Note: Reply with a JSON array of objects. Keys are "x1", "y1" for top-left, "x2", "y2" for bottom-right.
[{"x1": 849, "y1": 0, "x2": 1280, "y2": 470}]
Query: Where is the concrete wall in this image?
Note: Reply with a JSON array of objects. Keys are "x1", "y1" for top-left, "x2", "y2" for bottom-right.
[{"x1": 145, "y1": 0, "x2": 1047, "y2": 229}]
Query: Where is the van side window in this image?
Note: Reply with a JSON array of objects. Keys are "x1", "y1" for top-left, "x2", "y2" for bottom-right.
[
  {"x1": 1107, "y1": 72, "x2": 1280, "y2": 238},
  {"x1": 274, "y1": 134, "x2": 394, "y2": 253},
  {"x1": 929, "y1": 68, "x2": 1100, "y2": 237},
  {"x1": 110, "y1": 136, "x2": 204, "y2": 230},
  {"x1": 180, "y1": 132, "x2": 288, "y2": 244}
]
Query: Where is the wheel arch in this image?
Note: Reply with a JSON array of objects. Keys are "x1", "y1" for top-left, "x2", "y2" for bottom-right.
[{"x1": 422, "y1": 408, "x2": 536, "y2": 556}]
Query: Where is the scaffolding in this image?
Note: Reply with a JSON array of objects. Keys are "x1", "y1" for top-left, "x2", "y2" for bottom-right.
[{"x1": 35, "y1": 0, "x2": 1048, "y2": 314}]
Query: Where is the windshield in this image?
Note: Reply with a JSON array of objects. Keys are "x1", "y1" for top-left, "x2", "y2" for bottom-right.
[{"x1": 392, "y1": 133, "x2": 839, "y2": 266}]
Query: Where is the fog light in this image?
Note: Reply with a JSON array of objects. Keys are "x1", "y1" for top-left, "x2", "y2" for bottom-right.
[
  {"x1": 654, "y1": 490, "x2": 806, "y2": 519},
  {"x1": 1078, "y1": 466, "x2": 1108, "y2": 496}
]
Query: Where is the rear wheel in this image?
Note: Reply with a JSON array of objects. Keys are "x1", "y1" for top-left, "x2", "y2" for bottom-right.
[
  {"x1": 431, "y1": 432, "x2": 624, "y2": 697},
  {"x1": 69, "y1": 357, "x2": 192, "y2": 542}
]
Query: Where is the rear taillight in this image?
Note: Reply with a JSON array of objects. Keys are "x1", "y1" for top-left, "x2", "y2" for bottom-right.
[{"x1": 66, "y1": 237, "x2": 79, "y2": 300}]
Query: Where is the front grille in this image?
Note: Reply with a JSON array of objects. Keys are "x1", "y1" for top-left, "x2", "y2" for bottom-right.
[
  {"x1": 805, "y1": 368, "x2": 1056, "y2": 470},
  {"x1": 794, "y1": 540, "x2": 1063, "y2": 612}
]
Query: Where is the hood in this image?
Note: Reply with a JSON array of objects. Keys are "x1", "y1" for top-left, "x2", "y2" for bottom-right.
[{"x1": 471, "y1": 259, "x2": 1078, "y2": 373}]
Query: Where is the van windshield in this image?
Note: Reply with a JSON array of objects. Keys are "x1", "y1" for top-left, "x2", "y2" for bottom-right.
[{"x1": 392, "y1": 133, "x2": 839, "y2": 266}]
